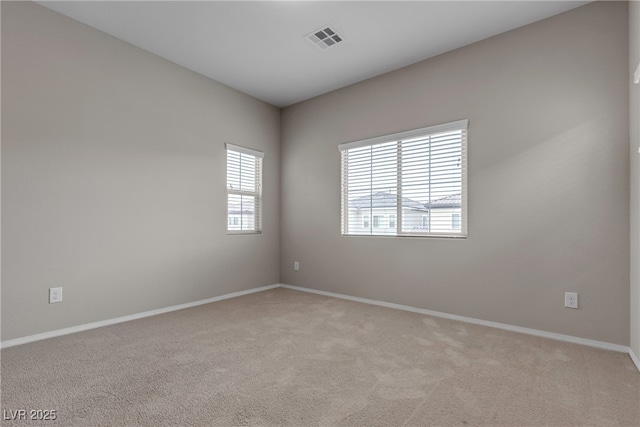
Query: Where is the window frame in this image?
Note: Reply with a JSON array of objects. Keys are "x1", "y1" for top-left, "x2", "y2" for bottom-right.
[
  {"x1": 225, "y1": 143, "x2": 264, "y2": 235},
  {"x1": 338, "y1": 119, "x2": 468, "y2": 239}
]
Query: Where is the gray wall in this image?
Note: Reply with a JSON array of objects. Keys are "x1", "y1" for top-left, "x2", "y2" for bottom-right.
[
  {"x1": 631, "y1": 0, "x2": 640, "y2": 358},
  {"x1": 1, "y1": 2, "x2": 280, "y2": 341},
  {"x1": 2, "y1": 1, "x2": 633, "y2": 349},
  {"x1": 281, "y1": 1, "x2": 630, "y2": 345}
]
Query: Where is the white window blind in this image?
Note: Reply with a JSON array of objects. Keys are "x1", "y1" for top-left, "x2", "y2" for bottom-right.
[
  {"x1": 339, "y1": 119, "x2": 467, "y2": 238},
  {"x1": 226, "y1": 143, "x2": 263, "y2": 233}
]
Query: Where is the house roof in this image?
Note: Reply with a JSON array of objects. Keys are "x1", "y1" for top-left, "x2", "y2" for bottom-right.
[
  {"x1": 350, "y1": 192, "x2": 461, "y2": 210},
  {"x1": 426, "y1": 193, "x2": 461, "y2": 209},
  {"x1": 349, "y1": 192, "x2": 427, "y2": 211},
  {"x1": 228, "y1": 203, "x2": 254, "y2": 215}
]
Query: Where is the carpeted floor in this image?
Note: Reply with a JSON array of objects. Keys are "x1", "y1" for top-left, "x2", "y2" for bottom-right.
[{"x1": 1, "y1": 287, "x2": 639, "y2": 426}]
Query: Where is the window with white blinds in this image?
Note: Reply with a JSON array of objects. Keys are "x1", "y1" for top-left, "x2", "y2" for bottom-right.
[
  {"x1": 339, "y1": 119, "x2": 467, "y2": 238},
  {"x1": 226, "y1": 143, "x2": 263, "y2": 234}
]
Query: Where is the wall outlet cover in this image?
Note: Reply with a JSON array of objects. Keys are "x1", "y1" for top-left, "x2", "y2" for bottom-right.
[
  {"x1": 49, "y1": 287, "x2": 63, "y2": 304},
  {"x1": 564, "y1": 292, "x2": 578, "y2": 309}
]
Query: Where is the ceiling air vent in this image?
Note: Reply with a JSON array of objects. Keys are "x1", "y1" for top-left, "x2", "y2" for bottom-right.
[{"x1": 305, "y1": 25, "x2": 343, "y2": 50}]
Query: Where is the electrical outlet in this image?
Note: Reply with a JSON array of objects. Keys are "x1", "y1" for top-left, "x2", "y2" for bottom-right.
[
  {"x1": 294, "y1": 261, "x2": 299, "y2": 271},
  {"x1": 49, "y1": 287, "x2": 63, "y2": 304},
  {"x1": 564, "y1": 292, "x2": 578, "y2": 309}
]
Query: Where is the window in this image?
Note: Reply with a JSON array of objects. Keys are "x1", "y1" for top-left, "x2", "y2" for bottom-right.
[
  {"x1": 339, "y1": 119, "x2": 467, "y2": 238},
  {"x1": 373, "y1": 215, "x2": 384, "y2": 228},
  {"x1": 452, "y1": 213, "x2": 461, "y2": 230},
  {"x1": 389, "y1": 214, "x2": 396, "y2": 228},
  {"x1": 422, "y1": 215, "x2": 430, "y2": 229},
  {"x1": 226, "y1": 143, "x2": 264, "y2": 233}
]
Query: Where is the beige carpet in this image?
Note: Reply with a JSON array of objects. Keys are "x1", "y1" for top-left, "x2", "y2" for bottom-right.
[{"x1": 1, "y1": 287, "x2": 638, "y2": 426}]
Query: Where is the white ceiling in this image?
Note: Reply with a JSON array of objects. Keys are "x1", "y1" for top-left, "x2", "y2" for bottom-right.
[{"x1": 39, "y1": 1, "x2": 591, "y2": 108}]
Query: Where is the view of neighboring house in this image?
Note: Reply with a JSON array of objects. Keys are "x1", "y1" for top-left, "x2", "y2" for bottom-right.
[
  {"x1": 424, "y1": 193, "x2": 462, "y2": 233},
  {"x1": 227, "y1": 199, "x2": 255, "y2": 231},
  {"x1": 347, "y1": 191, "x2": 462, "y2": 235}
]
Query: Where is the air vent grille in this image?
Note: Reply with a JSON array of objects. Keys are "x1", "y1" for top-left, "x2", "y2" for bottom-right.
[{"x1": 305, "y1": 25, "x2": 343, "y2": 50}]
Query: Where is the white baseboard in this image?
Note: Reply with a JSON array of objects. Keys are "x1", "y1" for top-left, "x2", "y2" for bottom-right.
[
  {"x1": 280, "y1": 284, "x2": 633, "y2": 357},
  {"x1": 3, "y1": 282, "x2": 638, "y2": 374},
  {"x1": 0, "y1": 284, "x2": 280, "y2": 349},
  {"x1": 630, "y1": 347, "x2": 640, "y2": 372}
]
